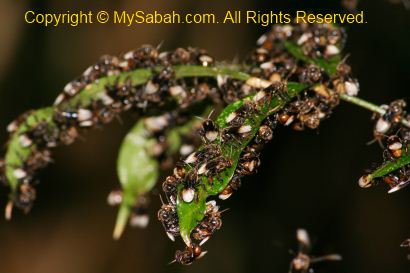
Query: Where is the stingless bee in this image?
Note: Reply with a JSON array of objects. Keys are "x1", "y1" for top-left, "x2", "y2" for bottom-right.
[{"x1": 289, "y1": 229, "x2": 342, "y2": 273}]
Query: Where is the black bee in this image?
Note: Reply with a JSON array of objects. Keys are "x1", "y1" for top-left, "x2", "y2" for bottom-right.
[
  {"x1": 174, "y1": 244, "x2": 207, "y2": 265},
  {"x1": 299, "y1": 65, "x2": 323, "y2": 84},
  {"x1": 192, "y1": 201, "x2": 223, "y2": 243},
  {"x1": 198, "y1": 120, "x2": 219, "y2": 144},
  {"x1": 198, "y1": 156, "x2": 233, "y2": 177},
  {"x1": 158, "y1": 203, "x2": 180, "y2": 241},
  {"x1": 0, "y1": 159, "x2": 7, "y2": 186},
  {"x1": 236, "y1": 151, "x2": 261, "y2": 176},
  {"x1": 162, "y1": 176, "x2": 180, "y2": 199},
  {"x1": 289, "y1": 229, "x2": 342, "y2": 273},
  {"x1": 13, "y1": 183, "x2": 37, "y2": 213},
  {"x1": 6, "y1": 110, "x2": 34, "y2": 134}
]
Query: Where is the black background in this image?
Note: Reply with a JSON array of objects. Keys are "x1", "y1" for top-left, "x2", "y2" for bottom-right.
[{"x1": 0, "y1": 0, "x2": 409, "y2": 273}]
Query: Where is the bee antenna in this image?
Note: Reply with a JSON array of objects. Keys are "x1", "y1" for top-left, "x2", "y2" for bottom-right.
[
  {"x1": 167, "y1": 259, "x2": 177, "y2": 265},
  {"x1": 340, "y1": 53, "x2": 351, "y2": 65},
  {"x1": 207, "y1": 109, "x2": 215, "y2": 119},
  {"x1": 194, "y1": 116, "x2": 205, "y2": 121},
  {"x1": 219, "y1": 208, "x2": 230, "y2": 214},
  {"x1": 156, "y1": 41, "x2": 164, "y2": 50},
  {"x1": 159, "y1": 194, "x2": 165, "y2": 205}
]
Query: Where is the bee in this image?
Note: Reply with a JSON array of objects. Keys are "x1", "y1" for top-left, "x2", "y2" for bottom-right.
[
  {"x1": 184, "y1": 145, "x2": 221, "y2": 165},
  {"x1": 191, "y1": 202, "x2": 223, "y2": 244},
  {"x1": 158, "y1": 202, "x2": 180, "y2": 241},
  {"x1": 197, "y1": 156, "x2": 233, "y2": 177},
  {"x1": 382, "y1": 169, "x2": 410, "y2": 194},
  {"x1": 384, "y1": 135, "x2": 404, "y2": 160},
  {"x1": 181, "y1": 169, "x2": 202, "y2": 203},
  {"x1": 173, "y1": 162, "x2": 186, "y2": 179},
  {"x1": 299, "y1": 65, "x2": 323, "y2": 84},
  {"x1": 6, "y1": 110, "x2": 34, "y2": 134},
  {"x1": 236, "y1": 151, "x2": 260, "y2": 176},
  {"x1": 289, "y1": 229, "x2": 342, "y2": 273},
  {"x1": 122, "y1": 45, "x2": 159, "y2": 69},
  {"x1": 82, "y1": 55, "x2": 120, "y2": 83},
  {"x1": 198, "y1": 119, "x2": 219, "y2": 144},
  {"x1": 0, "y1": 159, "x2": 7, "y2": 186},
  {"x1": 174, "y1": 244, "x2": 207, "y2": 265},
  {"x1": 26, "y1": 150, "x2": 52, "y2": 170},
  {"x1": 26, "y1": 121, "x2": 60, "y2": 148},
  {"x1": 13, "y1": 183, "x2": 37, "y2": 213},
  {"x1": 255, "y1": 124, "x2": 274, "y2": 144},
  {"x1": 129, "y1": 195, "x2": 150, "y2": 228},
  {"x1": 162, "y1": 176, "x2": 180, "y2": 200}
]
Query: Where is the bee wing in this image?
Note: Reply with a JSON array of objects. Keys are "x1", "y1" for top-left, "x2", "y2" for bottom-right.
[
  {"x1": 296, "y1": 229, "x2": 311, "y2": 252},
  {"x1": 310, "y1": 254, "x2": 342, "y2": 263},
  {"x1": 388, "y1": 178, "x2": 410, "y2": 194}
]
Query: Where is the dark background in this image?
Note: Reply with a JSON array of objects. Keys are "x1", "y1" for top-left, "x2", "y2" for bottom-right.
[{"x1": 0, "y1": 0, "x2": 409, "y2": 273}]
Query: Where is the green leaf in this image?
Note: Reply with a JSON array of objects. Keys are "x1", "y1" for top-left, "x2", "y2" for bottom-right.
[
  {"x1": 176, "y1": 82, "x2": 310, "y2": 246},
  {"x1": 113, "y1": 120, "x2": 159, "y2": 239},
  {"x1": 284, "y1": 41, "x2": 341, "y2": 76},
  {"x1": 363, "y1": 148, "x2": 410, "y2": 185}
]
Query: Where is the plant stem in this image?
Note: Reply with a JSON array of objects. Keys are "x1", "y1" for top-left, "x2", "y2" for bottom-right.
[{"x1": 339, "y1": 94, "x2": 410, "y2": 128}]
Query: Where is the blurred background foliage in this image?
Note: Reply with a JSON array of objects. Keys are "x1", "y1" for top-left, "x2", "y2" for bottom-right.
[{"x1": 0, "y1": 0, "x2": 409, "y2": 273}]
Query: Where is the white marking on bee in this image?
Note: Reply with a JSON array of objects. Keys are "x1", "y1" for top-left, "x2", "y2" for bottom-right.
[
  {"x1": 180, "y1": 144, "x2": 194, "y2": 157},
  {"x1": 130, "y1": 214, "x2": 149, "y2": 228},
  {"x1": 297, "y1": 33, "x2": 311, "y2": 45},
  {"x1": 169, "y1": 85, "x2": 185, "y2": 97},
  {"x1": 77, "y1": 109, "x2": 93, "y2": 122},
  {"x1": 238, "y1": 125, "x2": 252, "y2": 134},
  {"x1": 389, "y1": 142, "x2": 403, "y2": 151},
  {"x1": 199, "y1": 55, "x2": 213, "y2": 67},
  {"x1": 79, "y1": 120, "x2": 94, "y2": 127},
  {"x1": 344, "y1": 81, "x2": 359, "y2": 96},
  {"x1": 99, "y1": 93, "x2": 114, "y2": 105},
  {"x1": 198, "y1": 163, "x2": 207, "y2": 175},
  {"x1": 166, "y1": 232, "x2": 175, "y2": 242},
  {"x1": 182, "y1": 188, "x2": 195, "y2": 203},
  {"x1": 54, "y1": 93, "x2": 66, "y2": 105},
  {"x1": 375, "y1": 118, "x2": 391, "y2": 134},
  {"x1": 226, "y1": 112, "x2": 237, "y2": 123},
  {"x1": 19, "y1": 134, "x2": 33, "y2": 148},
  {"x1": 325, "y1": 45, "x2": 340, "y2": 56},
  {"x1": 205, "y1": 131, "x2": 218, "y2": 142},
  {"x1": 184, "y1": 152, "x2": 197, "y2": 164},
  {"x1": 83, "y1": 66, "x2": 94, "y2": 77},
  {"x1": 256, "y1": 34, "x2": 267, "y2": 45},
  {"x1": 7, "y1": 121, "x2": 18, "y2": 133},
  {"x1": 297, "y1": 228, "x2": 310, "y2": 246},
  {"x1": 145, "y1": 80, "x2": 159, "y2": 94},
  {"x1": 260, "y1": 61, "x2": 274, "y2": 70},
  {"x1": 199, "y1": 237, "x2": 210, "y2": 246},
  {"x1": 63, "y1": 82, "x2": 78, "y2": 96},
  {"x1": 284, "y1": 116, "x2": 295, "y2": 126},
  {"x1": 197, "y1": 251, "x2": 208, "y2": 259},
  {"x1": 217, "y1": 75, "x2": 228, "y2": 88},
  {"x1": 218, "y1": 192, "x2": 232, "y2": 200},
  {"x1": 358, "y1": 175, "x2": 372, "y2": 188},
  {"x1": 107, "y1": 190, "x2": 123, "y2": 206},
  {"x1": 124, "y1": 51, "x2": 134, "y2": 60},
  {"x1": 13, "y1": 168, "x2": 27, "y2": 180},
  {"x1": 246, "y1": 77, "x2": 271, "y2": 89}
]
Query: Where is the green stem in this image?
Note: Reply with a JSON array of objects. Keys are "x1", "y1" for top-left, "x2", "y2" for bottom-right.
[{"x1": 339, "y1": 94, "x2": 410, "y2": 128}]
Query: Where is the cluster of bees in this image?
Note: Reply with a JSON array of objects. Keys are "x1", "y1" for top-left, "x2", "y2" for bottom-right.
[
  {"x1": 156, "y1": 23, "x2": 361, "y2": 265},
  {"x1": 359, "y1": 99, "x2": 410, "y2": 193},
  {"x1": 159, "y1": 83, "x2": 286, "y2": 265},
  {"x1": 246, "y1": 23, "x2": 358, "y2": 131},
  {"x1": 0, "y1": 22, "x2": 359, "y2": 265},
  {"x1": 0, "y1": 45, "x2": 224, "y2": 217}
]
